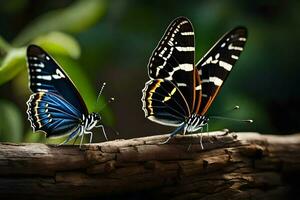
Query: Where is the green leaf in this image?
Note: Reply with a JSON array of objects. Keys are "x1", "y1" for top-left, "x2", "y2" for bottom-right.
[
  {"x1": 13, "y1": 0, "x2": 107, "y2": 46},
  {"x1": 0, "y1": 47, "x2": 26, "y2": 85},
  {"x1": 32, "y1": 31, "x2": 81, "y2": 59},
  {"x1": 0, "y1": 36, "x2": 11, "y2": 53},
  {"x1": 0, "y1": 32, "x2": 80, "y2": 85},
  {"x1": 0, "y1": 100, "x2": 23, "y2": 142}
]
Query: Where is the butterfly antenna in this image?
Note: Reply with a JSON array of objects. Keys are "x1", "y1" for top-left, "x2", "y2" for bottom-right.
[
  {"x1": 96, "y1": 82, "x2": 106, "y2": 103},
  {"x1": 210, "y1": 105, "x2": 253, "y2": 123},
  {"x1": 216, "y1": 105, "x2": 240, "y2": 116},
  {"x1": 94, "y1": 82, "x2": 115, "y2": 112},
  {"x1": 210, "y1": 116, "x2": 253, "y2": 123},
  {"x1": 92, "y1": 82, "x2": 107, "y2": 112},
  {"x1": 99, "y1": 97, "x2": 115, "y2": 111},
  {"x1": 103, "y1": 124, "x2": 119, "y2": 136}
]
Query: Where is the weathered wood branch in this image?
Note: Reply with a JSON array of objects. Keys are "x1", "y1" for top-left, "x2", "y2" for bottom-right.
[{"x1": 0, "y1": 131, "x2": 300, "y2": 200}]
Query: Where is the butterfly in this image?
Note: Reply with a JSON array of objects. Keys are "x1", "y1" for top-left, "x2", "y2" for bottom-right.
[
  {"x1": 141, "y1": 17, "x2": 247, "y2": 144},
  {"x1": 26, "y1": 45, "x2": 107, "y2": 146}
]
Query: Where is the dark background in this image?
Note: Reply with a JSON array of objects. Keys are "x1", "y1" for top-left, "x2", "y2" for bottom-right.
[{"x1": 0, "y1": 0, "x2": 299, "y2": 143}]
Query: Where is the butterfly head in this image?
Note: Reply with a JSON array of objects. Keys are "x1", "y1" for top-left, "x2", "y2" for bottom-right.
[{"x1": 91, "y1": 112, "x2": 101, "y2": 121}]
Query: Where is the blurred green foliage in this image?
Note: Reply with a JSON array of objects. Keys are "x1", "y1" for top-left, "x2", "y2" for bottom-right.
[
  {"x1": 0, "y1": 0, "x2": 299, "y2": 143},
  {"x1": 0, "y1": 99, "x2": 23, "y2": 142},
  {"x1": 13, "y1": 0, "x2": 107, "y2": 45}
]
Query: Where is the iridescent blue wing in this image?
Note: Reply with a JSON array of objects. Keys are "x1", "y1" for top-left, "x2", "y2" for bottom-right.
[
  {"x1": 26, "y1": 92, "x2": 82, "y2": 138},
  {"x1": 27, "y1": 45, "x2": 88, "y2": 116}
]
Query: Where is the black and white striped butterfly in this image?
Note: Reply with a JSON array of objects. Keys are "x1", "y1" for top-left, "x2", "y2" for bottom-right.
[
  {"x1": 26, "y1": 45, "x2": 107, "y2": 146},
  {"x1": 141, "y1": 17, "x2": 247, "y2": 143}
]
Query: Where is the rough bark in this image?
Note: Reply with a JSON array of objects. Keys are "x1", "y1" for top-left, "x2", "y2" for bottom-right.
[{"x1": 0, "y1": 131, "x2": 299, "y2": 200}]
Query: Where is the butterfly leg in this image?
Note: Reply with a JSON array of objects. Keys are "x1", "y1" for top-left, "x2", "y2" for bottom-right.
[
  {"x1": 199, "y1": 127, "x2": 204, "y2": 150},
  {"x1": 79, "y1": 130, "x2": 85, "y2": 149},
  {"x1": 186, "y1": 127, "x2": 204, "y2": 151},
  {"x1": 159, "y1": 124, "x2": 185, "y2": 145},
  {"x1": 72, "y1": 135, "x2": 79, "y2": 145},
  {"x1": 95, "y1": 124, "x2": 108, "y2": 141},
  {"x1": 89, "y1": 131, "x2": 93, "y2": 144},
  {"x1": 83, "y1": 131, "x2": 93, "y2": 144}
]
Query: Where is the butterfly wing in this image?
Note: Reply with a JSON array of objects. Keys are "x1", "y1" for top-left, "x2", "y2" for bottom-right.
[
  {"x1": 142, "y1": 79, "x2": 190, "y2": 126},
  {"x1": 26, "y1": 92, "x2": 82, "y2": 137},
  {"x1": 196, "y1": 27, "x2": 248, "y2": 115},
  {"x1": 147, "y1": 17, "x2": 197, "y2": 112},
  {"x1": 27, "y1": 45, "x2": 88, "y2": 116}
]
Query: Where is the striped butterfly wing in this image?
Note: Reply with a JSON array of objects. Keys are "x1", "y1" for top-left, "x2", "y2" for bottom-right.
[
  {"x1": 27, "y1": 92, "x2": 82, "y2": 137},
  {"x1": 27, "y1": 45, "x2": 88, "y2": 116},
  {"x1": 143, "y1": 17, "x2": 199, "y2": 125},
  {"x1": 147, "y1": 17, "x2": 197, "y2": 114},
  {"x1": 142, "y1": 79, "x2": 189, "y2": 127},
  {"x1": 196, "y1": 27, "x2": 248, "y2": 115}
]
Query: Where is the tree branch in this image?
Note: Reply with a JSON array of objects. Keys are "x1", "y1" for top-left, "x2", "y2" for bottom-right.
[{"x1": 0, "y1": 131, "x2": 299, "y2": 199}]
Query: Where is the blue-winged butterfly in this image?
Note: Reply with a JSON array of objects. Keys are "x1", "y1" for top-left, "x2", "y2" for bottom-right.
[
  {"x1": 26, "y1": 45, "x2": 107, "y2": 146},
  {"x1": 141, "y1": 17, "x2": 248, "y2": 144}
]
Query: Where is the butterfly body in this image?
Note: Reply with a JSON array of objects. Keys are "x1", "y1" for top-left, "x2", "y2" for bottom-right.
[
  {"x1": 26, "y1": 45, "x2": 105, "y2": 145},
  {"x1": 142, "y1": 17, "x2": 247, "y2": 140},
  {"x1": 142, "y1": 79, "x2": 209, "y2": 135},
  {"x1": 184, "y1": 114, "x2": 209, "y2": 133}
]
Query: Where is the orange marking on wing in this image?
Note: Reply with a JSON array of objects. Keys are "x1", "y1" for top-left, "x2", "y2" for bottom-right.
[
  {"x1": 34, "y1": 92, "x2": 45, "y2": 128},
  {"x1": 193, "y1": 68, "x2": 202, "y2": 114},
  {"x1": 200, "y1": 86, "x2": 221, "y2": 115},
  {"x1": 147, "y1": 80, "x2": 162, "y2": 115}
]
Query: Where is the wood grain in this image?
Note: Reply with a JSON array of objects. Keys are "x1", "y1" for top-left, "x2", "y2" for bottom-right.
[{"x1": 0, "y1": 131, "x2": 299, "y2": 199}]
